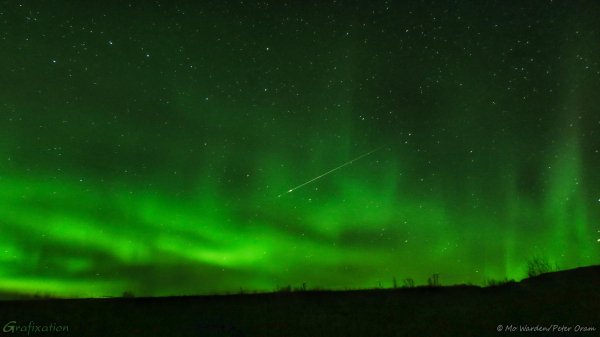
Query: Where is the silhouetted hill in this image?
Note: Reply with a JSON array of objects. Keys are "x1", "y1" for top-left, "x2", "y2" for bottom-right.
[
  {"x1": 518, "y1": 265, "x2": 600, "y2": 289},
  {"x1": 1, "y1": 265, "x2": 598, "y2": 336}
]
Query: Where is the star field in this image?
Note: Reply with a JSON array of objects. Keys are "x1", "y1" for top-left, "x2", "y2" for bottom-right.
[{"x1": 1, "y1": 0, "x2": 599, "y2": 297}]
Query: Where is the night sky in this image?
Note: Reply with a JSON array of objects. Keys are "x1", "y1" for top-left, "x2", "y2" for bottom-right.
[{"x1": 1, "y1": 0, "x2": 599, "y2": 298}]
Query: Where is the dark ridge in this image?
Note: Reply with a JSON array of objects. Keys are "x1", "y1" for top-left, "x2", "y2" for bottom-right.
[{"x1": 1, "y1": 265, "x2": 598, "y2": 336}]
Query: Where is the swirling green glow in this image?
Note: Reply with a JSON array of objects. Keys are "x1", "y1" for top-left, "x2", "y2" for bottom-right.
[{"x1": 1, "y1": 1, "x2": 598, "y2": 298}]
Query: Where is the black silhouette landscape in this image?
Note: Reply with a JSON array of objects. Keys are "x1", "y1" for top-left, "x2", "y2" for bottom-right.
[{"x1": 1, "y1": 264, "x2": 598, "y2": 336}]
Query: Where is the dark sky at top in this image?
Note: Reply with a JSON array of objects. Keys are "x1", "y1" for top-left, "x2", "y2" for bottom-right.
[{"x1": 1, "y1": 0, "x2": 599, "y2": 297}]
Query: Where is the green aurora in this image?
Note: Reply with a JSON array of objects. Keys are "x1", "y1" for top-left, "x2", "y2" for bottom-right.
[{"x1": 1, "y1": 1, "x2": 599, "y2": 298}]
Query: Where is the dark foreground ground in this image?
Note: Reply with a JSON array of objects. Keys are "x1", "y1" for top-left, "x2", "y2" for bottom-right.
[{"x1": 1, "y1": 266, "x2": 598, "y2": 337}]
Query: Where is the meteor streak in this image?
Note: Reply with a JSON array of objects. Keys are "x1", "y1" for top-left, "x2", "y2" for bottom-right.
[{"x1": 278, "y1": 141, "x2": 393, "y2": 197}]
